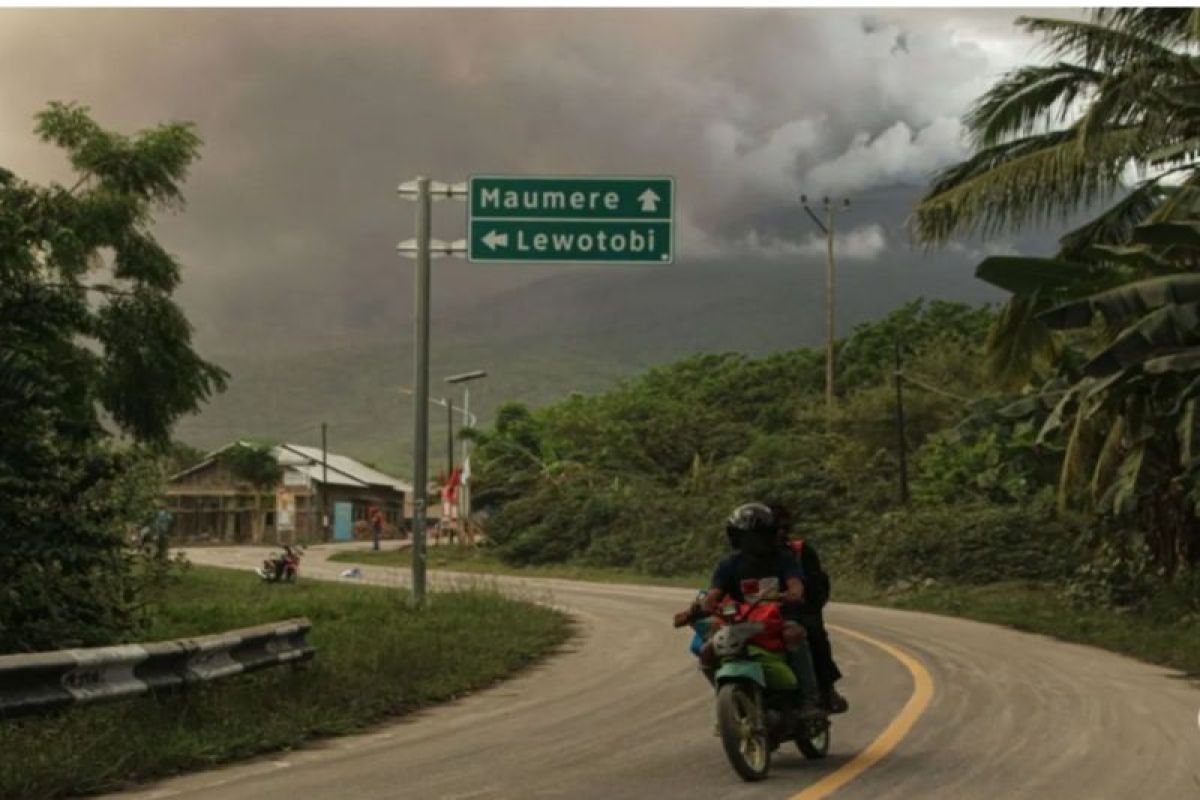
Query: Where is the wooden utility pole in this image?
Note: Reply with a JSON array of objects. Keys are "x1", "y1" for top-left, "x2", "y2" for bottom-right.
[
  {"x1": 321, "y1": 422, "x2": 329, "y2": 539},
  {"x1": 894, "y1": 339, "x2": 910, "y2": 505},
  {"x1": 445, "y1": 397, "x2": 454, "y2": 477},
  {"x1": 824, "y1": 202, "x2": 836, "y2": 415},
  {"x1": 801, "y1": 194, "x2": 851, "y2": 416}
]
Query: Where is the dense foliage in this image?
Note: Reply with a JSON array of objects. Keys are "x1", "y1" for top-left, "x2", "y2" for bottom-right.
[
  {"x1": 0, "y1": 104, "x2": 225, "y2": 652},
  {"x1": 913, "y1": 8, "x2": 1200, "y2": 587},
  {"x1": 468, "y1": 301, "x2": 1024, "y2": 579}
]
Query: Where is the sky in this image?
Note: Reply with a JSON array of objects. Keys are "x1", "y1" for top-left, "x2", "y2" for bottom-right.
[{"x1": 0, "y1": 7, "x2": 1084, "y2": 355}]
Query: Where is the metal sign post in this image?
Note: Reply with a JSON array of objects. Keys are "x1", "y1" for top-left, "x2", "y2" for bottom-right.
[
  {"x1": 398, "y1": 174, "x2": 672, "y2": 604},
  {"x1": 398, "y1": 178, "x2": 466, "y2": 608}
]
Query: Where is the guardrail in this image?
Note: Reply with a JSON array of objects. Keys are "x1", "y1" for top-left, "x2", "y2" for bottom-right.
[{"x1": 0, "y1": 618, "x2": 313, "y2": 718}]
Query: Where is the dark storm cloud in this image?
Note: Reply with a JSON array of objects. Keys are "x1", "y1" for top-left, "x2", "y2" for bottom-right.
[{"x1": 0, "y1": 8, "x2": 1058, "y2": 351}]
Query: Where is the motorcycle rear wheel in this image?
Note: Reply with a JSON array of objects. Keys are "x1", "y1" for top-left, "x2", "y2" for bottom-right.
[
  {"x1": 796, "y1": 718, "x2": 831, "y2": 759},
  {"x1": 716, "y1": 683, "x2": 770, "y2": 782}
]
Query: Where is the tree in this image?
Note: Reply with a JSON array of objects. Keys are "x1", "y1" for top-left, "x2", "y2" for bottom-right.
[
  {"x1": 912, "y1": 8, "x2": 1200, "y2": 385},
  {"x1": 0, "y1": 103, "x2": 227, "y2": 652},
  {"x1": 221, "y1": 442, "x2": 283, "y2": 490},
  {"x1": 909, "y1": 7, "x2": 1200, "y2": 572},
  {"x1": 165, "y1": 440, "x2": 207, "y2": 475}
]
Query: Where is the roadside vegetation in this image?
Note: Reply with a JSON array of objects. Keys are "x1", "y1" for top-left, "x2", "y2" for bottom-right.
[
  {"x1": 426, "y1": 8, "x2": 1200, "y2": 676},
  {"x1": 330, "y1": 544, "x2": 708, "y2": 588},
  {"x1": 0, "y1": 565, "x2": 570, "y2": 799}
]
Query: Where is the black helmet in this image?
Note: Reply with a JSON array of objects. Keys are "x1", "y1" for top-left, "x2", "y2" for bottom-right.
[
  {"x1": 725, "y1": 503, "x2": 778, "y2": 554},
  {"x1": 766, "y1": 503, "x2": 793, "y2": 541}
]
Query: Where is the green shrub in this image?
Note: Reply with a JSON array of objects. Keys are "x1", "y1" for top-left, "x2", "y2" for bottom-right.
[
  {"x1": 1061, "y1": 528, "x2": 1200, "y2": 614},
  {"x1": 848, "y1": 504, "x2": 1083, "y2": 587}
]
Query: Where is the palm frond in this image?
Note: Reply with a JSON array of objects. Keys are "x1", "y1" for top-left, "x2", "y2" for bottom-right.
[
  {"x1": 965, "y1": 62, "x2": 1102, "y2": 147},
  {"x1": 1019, "y1": 16, "x2": 1183, "y2": 69},
  {"x1": 1145, "y1": 173, "x2": 1200, "y2": 223},
  {"x1": 1091, "y1": 8, "x2": 1196, "y2": 47},
  {"x1": 1077, "y1": 57, "x2": 1191, "y2": 147},
  {"x1": 913, "y1": 127, "x2": 1144, "y2": 244}
]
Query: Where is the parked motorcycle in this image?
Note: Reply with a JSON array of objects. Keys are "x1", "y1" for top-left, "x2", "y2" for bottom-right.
[
  {"x1": 705, "y1": 600, "x2": 830, "y2": 781},
  {"x1": 257, "y1": 546, "x2": 301, "y2": 583}
]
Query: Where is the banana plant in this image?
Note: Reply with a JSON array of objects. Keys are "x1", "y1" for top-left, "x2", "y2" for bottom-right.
[{"x1": 983, "y1": 231, "x2": 1200, "y2": 572}]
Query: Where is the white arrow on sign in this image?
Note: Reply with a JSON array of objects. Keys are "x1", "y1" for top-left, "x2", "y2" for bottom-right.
[
  {"x1": 482, "y1": 230, "x2": 509, "y2": 250},
  {"x1": 638, "y1": 189, "x2": 661, "y2": 213}
]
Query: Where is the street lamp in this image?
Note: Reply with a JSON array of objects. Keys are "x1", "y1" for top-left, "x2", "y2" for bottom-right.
[{"x1": 444, "y1": 370, "x2": 487, "y2": 522}]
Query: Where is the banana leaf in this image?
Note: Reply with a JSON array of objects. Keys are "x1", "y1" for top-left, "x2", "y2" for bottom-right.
[
  {"x1": 1143, "y1": 347, "x2": 1200, "y2": 374},
  {"x1": 1106, "y1": 443, "x2": 1147, "y2": 516},
  {"x1": 1178, "y1": 398, "x2": 1197, "y2": 466},
  {"x1": 1081, "y1": 302, "x2": 1200, "y2": 376},
  {"x1": 1132, "y1": 220, "x2": 1200, "y2": 249},
  {"x1": 1039, "y1": 274, "x2": 1200, "y2": 329},
  {"x1": 975, "y1": 255, "x2": 1112, "y2": 295},
  {"x1": 1168, "y1": 372, "x2": 1200, "y2": 415}
]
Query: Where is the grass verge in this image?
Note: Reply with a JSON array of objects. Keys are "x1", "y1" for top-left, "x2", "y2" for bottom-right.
[
  {"x1": 334, "y1": 547, "x2": 1200, "y2": 676},
  {"x1": 329, "y1": 544, "x2": 708, "y2": 589},
  {"x1": 0, "y1": 564, "x2": 571, "y2": 799},
  {"x1": 830, "y1": 575, "x2": 1200, "y2": 676}
]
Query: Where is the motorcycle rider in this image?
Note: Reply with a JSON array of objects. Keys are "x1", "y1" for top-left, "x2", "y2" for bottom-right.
[
  {"x1": 698, "y1": 503, "x2": 825, "y2": 721},
  {"x1": 272, "y1": 544, "x2": 297, "y2": 581},
  {"x1": 768, "y1": 504, "x2": 849, "y2": 715}
]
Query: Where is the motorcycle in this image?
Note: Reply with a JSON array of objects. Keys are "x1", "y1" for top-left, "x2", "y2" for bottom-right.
[
  {"x1": 704, "y1": 599, "x2": 831, "y2": 782},
  {"x1": 257, "y1": 546, "x2": 301, "y2": 583}
]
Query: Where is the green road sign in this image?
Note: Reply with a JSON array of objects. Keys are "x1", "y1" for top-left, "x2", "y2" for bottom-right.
[{"x1": 468, "y1": 175, "x2": 674, "y2": 263}]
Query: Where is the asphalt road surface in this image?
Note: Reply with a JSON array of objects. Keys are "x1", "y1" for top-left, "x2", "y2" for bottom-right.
[{"x1": 103, "y1": 545, "x2": 1200, "y2": 800}]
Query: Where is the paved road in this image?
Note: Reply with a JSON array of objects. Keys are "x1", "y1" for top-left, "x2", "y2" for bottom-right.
[{"x1": 105, "y1": 545, "x2": 1200, "y2": 800}]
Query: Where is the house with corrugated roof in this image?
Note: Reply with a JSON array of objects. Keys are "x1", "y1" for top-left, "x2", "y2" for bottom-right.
[{"x1": 165, "y1": 442, "x2": 412, "y2": 544}]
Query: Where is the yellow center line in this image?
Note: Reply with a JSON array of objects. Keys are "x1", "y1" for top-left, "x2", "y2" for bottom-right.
[{"x1": 790, "y1": 624, "x2": 935, "y2": 800}]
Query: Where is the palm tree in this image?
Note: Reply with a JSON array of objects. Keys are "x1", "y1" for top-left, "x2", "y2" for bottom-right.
[
  {"x1": 914, "y1": 9, "x2": 1200, "y2": 384},
  {"x1": 916, "y1": 8, "x2": 1200, "y2": 252},
  {"x1": 914, "y1": 9, "x2": 1200, "y2": 572}
]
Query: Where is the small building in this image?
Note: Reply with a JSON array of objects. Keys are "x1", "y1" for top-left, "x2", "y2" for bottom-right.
[{"x1": 165, "y1": 442, "x2": 411, "y2": 545}]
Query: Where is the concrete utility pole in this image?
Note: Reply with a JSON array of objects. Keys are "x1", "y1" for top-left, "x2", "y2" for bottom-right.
[
  {"x1": 410, "y1": 176, "x2": 432, "y2": 607},
  {"x1": 800, "y1": 194, "x2": 851, "y2": 416},
  {"x1": 397, "y1": 178, "x2": 468, "y2": 608}
]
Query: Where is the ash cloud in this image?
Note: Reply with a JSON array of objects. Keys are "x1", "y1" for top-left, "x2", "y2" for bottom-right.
[{"x1": 0, "y1": 8, "x2": 1050, "y2": 352}]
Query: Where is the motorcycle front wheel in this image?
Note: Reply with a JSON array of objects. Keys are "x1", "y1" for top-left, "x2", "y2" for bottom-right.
[{"x1": 716, "y1": 682, "x2": 770, "y2": 782}]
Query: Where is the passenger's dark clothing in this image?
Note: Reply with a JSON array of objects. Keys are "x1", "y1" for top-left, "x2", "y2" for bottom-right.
[{"x1": 782, "y1": 539, "x2": 842, "y2": 690}]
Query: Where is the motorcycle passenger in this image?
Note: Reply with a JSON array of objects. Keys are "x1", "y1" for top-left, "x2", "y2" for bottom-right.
[
  {"x1": 700, "y1": 503, "x2": 824, "y2": 721},
  {"x1": 768, "y1": 504, "x2": 849, "y2": 715}
]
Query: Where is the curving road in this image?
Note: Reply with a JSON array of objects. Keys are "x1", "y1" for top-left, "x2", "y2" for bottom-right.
[{"x1": 103, "y1": 545, "x2": 1200, "y2": 800}]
